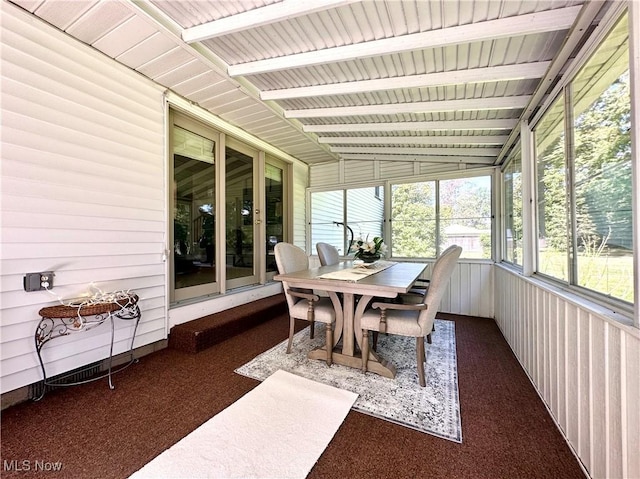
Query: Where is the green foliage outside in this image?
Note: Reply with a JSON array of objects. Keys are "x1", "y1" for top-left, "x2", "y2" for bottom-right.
[
  {"x1": 537, "y1": 64, "x2": 633, "y2": 303},
  {"x1": 391, "y1": 178, "x2": 492, "y2": 259}
]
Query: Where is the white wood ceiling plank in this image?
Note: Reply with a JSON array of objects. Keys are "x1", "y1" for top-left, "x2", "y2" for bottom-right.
[
  {"x1": 157, "y1": 66, "x2": 221, "y2": 94},
  {"x1": 7, "y1": 0, "x2": 44, "y2": 13},
  {"x1": 182, "y1": 0, "x2": 359, "y2": 42},
  {"x1": 93, "y1": 16, "x2": 158, "y2": 58},
  {"x1": 318, "y1": 135, "x2": 507, "y2": 145},
  {"x1": 154, "y1": 58, "x2": 205, "y2": 88},
  {"x1": 285, "y1": 95, "x2": 530, "y2": 118},
  {"x1": 206, "y1": 96, "x2": 258, "y2": 115},
  {"x1": 228, "y1": 5, "x2": 581, "y2": 76},
  {"x1": 137, "y1": 47, "x2": 196, "y2": 78},
  {"x1": 261, "y1": 62, "x2": 550, "y2": 99},
  {"x1": 302, "y1": 119, "x2": 518, "y2": 132},
  {"x1": 330, "y1": 146, "x2": 500, "y2": 156},
  {"x1": 66, "y1": 1, "x2": 133, "y2": 45},
  {"x1": 117, "y1": 32, "x2": 178, "y2": 70},
  {"x1": 34, "y1": 0, "x2": 98, "y2": 31}
]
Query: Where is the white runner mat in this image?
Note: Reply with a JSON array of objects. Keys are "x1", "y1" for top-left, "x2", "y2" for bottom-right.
[{"x1": 129, "y1": 370, "x2": 358, "y2": 479}]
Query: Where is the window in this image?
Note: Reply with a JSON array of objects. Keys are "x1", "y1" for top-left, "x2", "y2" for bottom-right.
[
  {"x1": 534, "y1": 12, "x2": 632, "y2": 304},
  {"x1": 391, "y1": 181, "x2": 436, "y2": 257},
  {"x1": 390, "y1": 176, "x2": 492, "y2": 259},
  {"x1": 440, "y1": 177, "x2": 492, "y2": 259},
  {"x1": 310, "y1": 186, "x2": 383, "y2": 256},
  {"x1": 572, "y1": 13, "x2": 632, "y2": 302},
  {"x1": 536, "y1": 95, "x2": 568, "y2": 281},
  {"x1": 504, "y1": 151, "x2": 523, "y2": 266}
]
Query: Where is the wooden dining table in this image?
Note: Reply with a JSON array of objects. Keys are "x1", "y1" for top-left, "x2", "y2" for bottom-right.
[{"x1": 274, "y1": 260, "x2": 427, "y2": 379}]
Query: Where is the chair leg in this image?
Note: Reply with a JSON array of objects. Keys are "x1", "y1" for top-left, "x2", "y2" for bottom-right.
[
  {"x1": 309, "y1": 320, "x2": 315, "y2": 339},
  {"x1": 286, "y1": 316, "x2": 296, "y2": 354},
  {"x1": 372, "y1": 331, "x2": 378, "y2": 351},
  {"x1": 325, "y1": 323, "x2": 333, "y2": 366},
  {"x1": 361, "y1": 330, "x2": 369, "y2": 372},
  {"x1": 416, "y1": 337, "x2": 426, "y2": 387},
  {"x1": 426, "y1": 333, "x2": 432, "y2": 344}
]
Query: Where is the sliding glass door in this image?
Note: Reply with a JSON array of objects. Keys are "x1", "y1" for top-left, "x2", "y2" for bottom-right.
[
  {"x1": 225, "y1": 139, "x2": 259, "y2": 289},
  {"x1": 169, "y1": 109, "x2": 291, "y2": 301},
  {"x1": 265, "y1": 157, "x2": 287, "y2": 280},
  {"x1": 170, "y1": 112, "x2": 220, "y2": 302}
]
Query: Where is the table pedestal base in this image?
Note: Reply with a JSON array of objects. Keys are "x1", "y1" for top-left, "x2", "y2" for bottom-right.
[{"x1": 308, "y1": 348, "x2": 397, "y2": 379}]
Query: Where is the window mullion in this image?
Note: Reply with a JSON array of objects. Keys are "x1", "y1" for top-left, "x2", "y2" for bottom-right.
[
  {"x1": 435, "y1": 180, "x2": 441, "y2": 256},
  {"x1": 565, "y1": 85, "x2": 578, "y2": 286}
]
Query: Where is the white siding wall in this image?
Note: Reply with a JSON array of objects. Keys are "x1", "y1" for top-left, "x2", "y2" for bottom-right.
[
  {"x1": 495, "y1": 266, "x2": 640, "y2": 479},
  {"x1": 422, "y1": 260, "x2": 493, "y2": 318},
  {"x1": 310, "y1": 159, "x2": 488, "y2": 186},
  {"x1": 292, "y1": 162, "x2": 308, "y2": 249},
  {"x1": 1, "y1": 5, "x2": 167, "y2": 394}
]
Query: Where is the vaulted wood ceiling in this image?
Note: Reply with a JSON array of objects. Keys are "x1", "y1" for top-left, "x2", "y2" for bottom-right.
[{"x1": 10, "y1": 0, "x2": 606, "y2": 167}]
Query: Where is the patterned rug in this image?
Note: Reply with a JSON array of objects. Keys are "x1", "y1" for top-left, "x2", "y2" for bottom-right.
[{"x1": 236, "y1": 319, "x2": 462, "y2": 443}]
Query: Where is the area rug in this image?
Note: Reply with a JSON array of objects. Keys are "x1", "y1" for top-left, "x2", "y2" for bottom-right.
[
  {"x1": 236, "y1": 319, "x2": 461, "y2": 443},
  {"x1": 128, "y1": 370, "x2": 357, "y2": 479}
]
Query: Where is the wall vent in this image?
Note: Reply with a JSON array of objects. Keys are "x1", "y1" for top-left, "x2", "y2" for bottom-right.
[{"x1": 29, "y1": 361, "x2": 102, "y2": 400}]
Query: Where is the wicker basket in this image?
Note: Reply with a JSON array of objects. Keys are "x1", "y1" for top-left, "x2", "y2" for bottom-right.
[{"x1": 39, "y1": 294, "x2": 139, "y2": 319}]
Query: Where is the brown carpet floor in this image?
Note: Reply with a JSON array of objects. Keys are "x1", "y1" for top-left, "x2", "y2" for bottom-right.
[{"x1": 1, "y1": 311, "x2": 585, "y2": 479}]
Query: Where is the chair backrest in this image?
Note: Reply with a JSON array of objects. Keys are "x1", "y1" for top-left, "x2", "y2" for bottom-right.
[
  {"x1": 439, "y1": 244, "x2": 458, "y2": 258},
  {"x1": 275, "y1": 242, "x2": 309, "y2": 274},
  {"x1": 316, "y1": 242, "x2": 340, "y2": 266},
  {"x1": 274, "y1": 242, "x2": 312, "y2": 308},
  {"x1": 418, "y1": 245, "x2": 462, "y2": 334}
]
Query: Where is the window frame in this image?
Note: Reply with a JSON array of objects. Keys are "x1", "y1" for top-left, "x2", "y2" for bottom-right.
[
  {"x1": 525, "y1": 6, "x2": 634, "y2": 313},
  {"x1": 308, "y1": 171, "x2": 494, "y2": 262}
]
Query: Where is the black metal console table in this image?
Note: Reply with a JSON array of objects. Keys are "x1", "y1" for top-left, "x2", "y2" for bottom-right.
[{"x1": 34, "y1": 292, "x2": 141, "y2": 400}]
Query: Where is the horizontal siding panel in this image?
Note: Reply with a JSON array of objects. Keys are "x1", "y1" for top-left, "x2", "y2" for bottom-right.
[
  {"x1": 1, "y1": 195, "x2": 164, "y2": 222},
  {"x1": 292, "y1": 162, "x2": 308, "y2": 249},
  {"x1": 2, "y1": 133, "x2": 162, "y2": 179},
  {"x1": 2, "y1": 115, "x2": 162, "y2": 173},
  {"x1": 1, "y1": 242, "x2": 162, "y2": 261},
  {"x1": 1, "y1": 276, "x2": 165, "y2": 311},
  {"x1": 2, "y1": 75, "x2": 163, "y2": 153},
  {"x1": 2, "y1": 227, "x2": 163, "y2": 245},
  {"x1": 310, "y1": 162, "x2": 340, "y2": 187},
  {"x1": 0, "y1": 326, "x2": 165, "y2": 393},
  {"x1": 1, "y1": 6, "x2": 167, "y2": 394},
  {"x1": 379, "y1": 161, "x2": 415, "y2": 179},
  {"x1": 494, "y1": 266, "x2": 639, "y2": 479},
  {"x1": 1, "y1": 27, "x2": 163, "y2": 117},
  {"x1": 344, "y1": 160, "x2": 375, "y2": 182},
  {"x1": 1, "y1": 175, "x2": 163, "y2": 210},
  {"x1": 0, "y1": 253, "x2": 162, "y2": 277}
]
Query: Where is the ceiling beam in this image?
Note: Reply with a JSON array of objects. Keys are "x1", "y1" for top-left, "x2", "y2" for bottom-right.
[
  {"x1": 228, "y1": 6, "x2": 581, "y2": 76},
  {"x1": 317, "y1": 135, "x2": 507, "y2": 145},
  {"x1": 182, "y1": 0, "x2": 359, "y2": 43},
  {"x1": 261, "y1": 62, "x2": 551, "y2": 100},
  {"x1": 330, "y1": 146, "x2": 501, "y2": 156},
  {"x1": 495, "y1": 1, "x2": 606, "y2": 165},
  {"x1": 286, "y1": 96, "x2": 530, "y2": 118},
  {"x1": 302, "y1": 119, "x2": 518, "y2": 132},
  {"x1": 339, "y1": 153, "x2": 495, "y2": 164}
]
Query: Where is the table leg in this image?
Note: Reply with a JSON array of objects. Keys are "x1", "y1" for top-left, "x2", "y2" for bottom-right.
[
  {"x1": 308, "y1": 292, "x2": 397, "y2": 379},
  {"x1": 340, "y1": 293, "x2": 355, "y2": 356}
]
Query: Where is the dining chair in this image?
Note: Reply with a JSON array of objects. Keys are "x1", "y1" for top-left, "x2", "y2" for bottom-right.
[
  {"x1": 360, "y1": 245, "x2": 462, "y2": 386},
  {"x1": 274, "y1": 242, "x2": 339, "y2": 365},
  {"x1": 398, "y1": 244, "x2": 460, "y2": 304},
  {"x1": 316, "y1": 242, "x2": 340, "y2": 266}
]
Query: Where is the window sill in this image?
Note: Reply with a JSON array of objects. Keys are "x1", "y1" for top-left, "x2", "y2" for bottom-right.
[{"x1": 495, "y1": 263, "x2": 637, "y2": 336}]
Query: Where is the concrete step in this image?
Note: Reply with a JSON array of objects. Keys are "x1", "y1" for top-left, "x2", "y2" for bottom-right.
[{"x1": 168, "y1": 294, "x2": 287, "y2": 353}]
